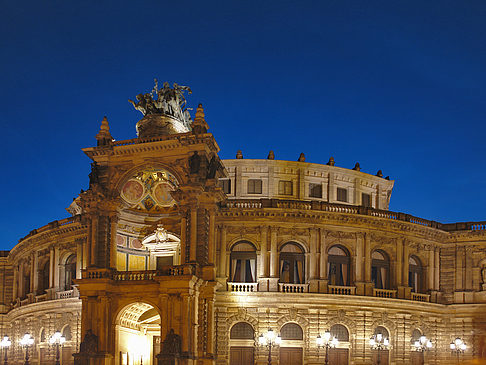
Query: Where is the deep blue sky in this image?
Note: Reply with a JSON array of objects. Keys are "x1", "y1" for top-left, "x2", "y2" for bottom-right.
[{"x1": 1, "y1": 1, "x2": 485, "y2": 249}]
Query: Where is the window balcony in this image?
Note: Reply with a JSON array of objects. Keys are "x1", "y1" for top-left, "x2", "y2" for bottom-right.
[
  {"x1": 279, "y1": 283, "x2": 309, "y2": 293},
  {"x1": 373, "y1": 288, "x2": 397, "y2": 298},
  {"x1": 328, "y1": 285, "x2": 356, "y2": 295},
  {"x1": 227, "y1": 282, "x2": 258, "y2": 292}
]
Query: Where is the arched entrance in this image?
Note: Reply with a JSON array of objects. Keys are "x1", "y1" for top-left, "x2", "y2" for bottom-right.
[{"x1": 116, "y1": 302, "x2": 161, "y2": 365}]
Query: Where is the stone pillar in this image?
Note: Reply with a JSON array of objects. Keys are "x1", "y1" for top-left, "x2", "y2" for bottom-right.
[
  {"x1": 402, "y1": 244, "x2": 410, "y2": 299},
  {"x1": 258, "y1": 226, "x2": 268, "y2": 291},
  {"x1": 428, "y1": 247, "x2": 435, "y2": 292},
  {"x1": 319, "y1": 229, "x2": 328, "y2": 293},
  {"x1": 190, "y1": 206, "x2": 197, "y2": 262},
  {"x1": 32, "y1": 252, "x2": 38, "y2": 294},
  {"x1": 208, "y1": 210, "x2": 216, "y2": 265},
  {"x1": 12, "y1": 266, "x2": 18, "y2": 301},
  {"x1": 54, "y1": 246, "x2": 60, "y2": 291},
  {"x1": 309, "y1": 229, "x2": 319, "y2": 292},
  {"x1": 49, "y1": 248, "x2": 55, "y2": 288},
  {"x1": 109, "y1": 212, "x2": 118, "y2": 270},
  {"x1": 269, "y1": 227, "x2": 279, "y2": 291},
  {"x1": 217, "y1": 226, "x2": 227, "y2": 281},
  {"x1": 90, "y1": 216, "x2": 98, "y2": 266},
  {"x1": 76, "y1": 241, "x2": 83, "y2": 279},
  {"x1": 355, "y1": 233, "x2": 365, "y2": 295},
  {"x1": 364, "y1": 233, "x2": 372, "y2": 295},
  {"x1": 434, "y1": 249, "x2": 440, "y2": 291},
  {"x1": 180, "y1": 294, "x2": 191, "y2": 356},
  {"x1": 396, "y1": 238, "x2": 407, "y2": 299}
]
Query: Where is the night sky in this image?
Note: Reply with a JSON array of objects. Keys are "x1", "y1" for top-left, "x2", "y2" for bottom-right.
[{"x1": 1, "y1": 1, "x2": 485, "y2": 249}]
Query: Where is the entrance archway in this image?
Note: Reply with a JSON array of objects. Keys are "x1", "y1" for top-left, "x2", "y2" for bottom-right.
[{"x1": 116, "y1": 302, "x2": 161, "y2": 365}]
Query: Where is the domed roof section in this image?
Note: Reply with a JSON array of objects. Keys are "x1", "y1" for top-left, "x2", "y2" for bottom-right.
[{"x1": 129, "y1": 79, "x2": 193, "y2": 138}]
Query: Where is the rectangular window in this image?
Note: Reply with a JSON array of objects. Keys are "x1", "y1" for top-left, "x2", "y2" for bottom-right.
[
  {"x1": 309, "y1": 183, "x2": 322, "y2": 198},
  {"x1": 247, "y1": 179, "x2": 262, "y2": 194},
  {"x1": 278, "y1": 180, "x2": 293, "y2": 195},
  {"x1": 337, "y1": 187, "x2": 348, "y2": 202},
  {"x1": 362, "y1": 193, "x2": 371, "y2": 207},
  {"x1": 220, "y1": 179, "x2": 231, "y2": 195}
]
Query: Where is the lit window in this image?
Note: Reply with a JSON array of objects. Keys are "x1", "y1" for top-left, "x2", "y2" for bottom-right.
[
  {"x1": 230, "y1": 242, "x2": 257, "y2": 283},
  {"x1": 371, "y1": 251, "x2": 390, "y2": 289},
  {"x1": 309, "y1": 183, "x2": 322, "y2": 198},
  {"x1": 279, "y1": 180, "x2": 293, "y2": 195},
  {"x1": 279, "y1": 243, "x2": 305, "y2": 284},
  {"x1": 248, "y1": 179, "x2": 262, "y2": 194},
  {"x1": 337, "y1": 187, "x2": 348, "y2": 202}
]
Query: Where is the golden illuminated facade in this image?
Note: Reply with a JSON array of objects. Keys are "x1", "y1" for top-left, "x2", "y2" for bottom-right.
[{"x1": 1, "y1": 86, "x2": 486, "y2": 365}]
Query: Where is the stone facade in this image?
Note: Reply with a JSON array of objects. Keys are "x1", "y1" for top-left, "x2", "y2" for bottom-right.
[{"x1": 1, "y1": 100, "x2": 486, "y2": 365}]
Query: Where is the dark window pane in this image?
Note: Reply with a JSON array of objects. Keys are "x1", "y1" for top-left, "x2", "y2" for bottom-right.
[
  {"x1": 362, "y1": 193, "x2": 371, "y2": 207},
  {"x1": 248, "y1": 179, "x2": 262, "y2": 194},
  {"x1": 309, "y1": 183, "x2": 322, "y2": 198},
  {"x1": 281, "y1": 323, "x2": 303, "y2": 340},
  {"x1": 337, "y1": 188, "x2": 348, "y2": 202},
  {"x1": 220, "y1": 179, "x2": 231, "y2": 194}
]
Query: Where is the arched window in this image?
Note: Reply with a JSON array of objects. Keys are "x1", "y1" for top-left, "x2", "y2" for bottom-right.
[
  {"x1": 408, "y1": 256, "x2": 422, "y2": 293},
  {"x1": 62, "y1": 325, "x2": 72, "y2": 341},
  {"x1": 371, "y1": 251, "x2": 390, "y2": 289},
  {"x1": 230, "y1": 242, "x2": 256, "y2": 283},
  {"x1": 40, "y1": 328, "x2": 46, "y2": 343},
  {"x1": 279, "y1": 243, "x2": 305, "y2": 284},
  {"x1": 38, "y1": 260, "x2": 49, "y2": 294},
  {"x1": 411, "y1": 329, "x2": 422, "y2": 343},
  {"x1": 374, "y1": 326, "x2": 390, "y2": 339},
  {"x1": 280, "y1": 323, "x2": 303, "y2": 340},
  {"x1": 330, "y1": 324, "x2": 349, "y2": 342},
  {"x1": 230, "y1": 322, "x2": 254, "y2": 339},
  {"x1": 64, "y1": 255, "x2": 76, "y2": 291},
  {"x1": 328, "y1": 246, "x2": 350, "y2": 286}
]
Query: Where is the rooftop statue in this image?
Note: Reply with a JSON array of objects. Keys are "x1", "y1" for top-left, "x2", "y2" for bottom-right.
[{"x1": 129, "y1": 80, "x2": 193, "y2": 137}]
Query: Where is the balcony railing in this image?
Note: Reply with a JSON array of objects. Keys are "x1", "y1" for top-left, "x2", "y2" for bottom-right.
[
  {"x1": 373, "y1": 288, "x2": 397, "y2": 298},
  {"x1": 279, "y1": 283, "x2": 309, "y2": 293},
  {"x1": 222, "y1": 198, "x2": 486, "y2": 233},
  {"x1": 84, "y1": 264, "x2": 198, "y2": 281},
  {"x1": 328, "y1": 285, "x2": 356, "y2": 295},
  {"x1": 227, "y1": 282, "x2": 258, "y2": 292},
  {"x1": 56, "y1": 290, "x2": 76, "y2": 300},
  {"x1": 411, "y1": 292, "x2": 430, "y2": 302}
]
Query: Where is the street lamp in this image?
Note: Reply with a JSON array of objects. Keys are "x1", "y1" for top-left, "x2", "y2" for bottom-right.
[
  {"x1": 258, "y1": 329, "x2": 281, "y2": 365},
  {"x1": 19, "y1": 334, "x2": 34, "y2": 365},
  {"x1": 450, "y1": 337, "x2": 466, "y2": 363},
  {"x1": 412, "y1": 335, "x2": 432, "y2": 365},
  {"x1": 0, "y1": 336, "x2": 11, "y2": 365},
  {"x1": 316, "y1": 330, "x2": 338, "y2": 365},
  {"x1": 49, "y1": 331, "x2": 66, "y2": 365},
  {"x1": 369, "y1": 333, "x2": 389, "y2": 365}
]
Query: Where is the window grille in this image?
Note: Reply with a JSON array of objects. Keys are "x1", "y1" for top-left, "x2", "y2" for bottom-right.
[
  {"x1": 230, "y1": 322, "x2": 254, "y2": 339},
  {"x1": 330, "y1": 324, "x2": 349, "y2": 341},
  {"x1": 280, "y1": 323, "x2": 303, "y2": 340}
]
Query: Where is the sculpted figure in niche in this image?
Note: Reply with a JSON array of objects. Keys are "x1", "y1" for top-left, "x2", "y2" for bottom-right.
[
  {"x1": 162, "y1": 329, "x2": 181, "y2": 356},
  {"x1": 482, "y1": 266, "x2": 486, "y2": 285}
]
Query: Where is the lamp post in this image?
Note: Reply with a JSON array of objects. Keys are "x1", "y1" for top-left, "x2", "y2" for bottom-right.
[
  {"x1": 412, "y1": 335, "x2": 432, "y2": 365},
  {"x1": 369, "y1": 333, "x2": 389, "y2": 365},
  {"x1": 49, "y1": 331, "x2": 66, "y2": 365},
  {"x1": 19, "y1": 334, "x2": 34, "y2": 365},
  {"x1": 0, "y1": 336, "x2": 11, "y2": 365},
  {"x1": 316, "y1": 330, "x2": 338, "y2": 365},
  {"x1": 450, "y1": 337, "x2": 466, "y2": 364},
  {"x1": 258, "y1": 329, "x2": 281, "y2": 365}
]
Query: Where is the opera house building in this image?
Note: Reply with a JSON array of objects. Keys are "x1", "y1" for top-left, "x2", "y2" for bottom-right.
[{"x1": 0, "y1": 83, "x2": 485, "y2": 365}]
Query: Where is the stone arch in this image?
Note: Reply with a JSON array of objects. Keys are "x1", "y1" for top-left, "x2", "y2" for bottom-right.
[
  {"x1": 278, "y1": 239, "x2": 309, "y2": 253},
  {"x1": 371, "y1": 318, "x2": 396, "y2": 343},
  {"x1": 226, "y1": 312, "x2": 259, "y2": 334},
  {"x1": 228, "y1": 238, "x2": 260, "y2": 252},
  {"x1": 229, "y1": 322, "x2": 255, "y2": 340},
  {"x1": 326, "y1": 240, "x2": 356, "y2": 257}
]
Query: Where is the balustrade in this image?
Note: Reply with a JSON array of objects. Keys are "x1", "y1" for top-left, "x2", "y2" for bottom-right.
[
  {"x1": 411, "y1": 292, "x2": 430, "y2": 302},
  {"x1": 328, "y1": 285, "x2": 356, "y2": 295},
  {"x1": 278, "y1": 283, "x2": 309, "y2": 293},
  {"x1": 228, "y1": 282, "x2": 258, "y2": 292},
  {"x1": 373, "y1": 288, "x2": 397, "y2": 298}
]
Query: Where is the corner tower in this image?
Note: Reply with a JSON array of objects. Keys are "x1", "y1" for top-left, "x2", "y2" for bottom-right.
[{"x1": 74, "y1": 82, "x2": 226, "y2": 365}]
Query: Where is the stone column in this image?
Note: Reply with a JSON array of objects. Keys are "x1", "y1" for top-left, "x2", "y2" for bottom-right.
[
  {"x1": 217, "y1": 226, "x2": 227, "y2": 279},
  {"x1": 269, "y1": 227, "x2": 279, "y2": 291},
  {"x1": 428, "y1": 247, "x2": 435, "y2": 292},
  {"x1": 190, "y1": 206, "x2": 198, "y2": 262},
  {"x1": 258, "y1": 226, "x2": 268, "y2": 291},
  {"x1": 76, "y1": 241, "x2": 83, "y2": 279},
  {"x1": 89, "y1": 216, "x2": 98, "y2": 266},
  {"x1": 208, "y1": 209, "x2": 216, "y2": 265},
  {"x1": 318, "y1": 229, "x2": 328, "y2": 293},
  {"x1": 12, "y1": 266, "x2": 18, "y2": 301},
  {"x1": 402, "y1": 244, "x2": 409, "y2": 292},
  {"x1": 434, "y1": 249, "x2": 440, "y2": 291},
  {"x1": 355, "y1": 233, "x2": 365, "y2": 295},
  {"x1": 309, "y1": 229, "x2": 319, "y2": 292},
  {"x1": 49, "y1": 248, "x2": 55, "y2": 288},
  {"x1": 396, "y1": 238, "x2": 408, "y2": 299},
  {"x1": 54, "y1": 246, "x2": 60, "y2": 291},
  {"x1": 364, "y1": 233, "x2": 372, "y2": 295},
  {"x1": 18, "y1": 262, "x2": 24, "y2": 298},
  {"x1": 32, "y1": 252, "x2": 38, "y2": 294},
  {"x1": 109, "y1": 212, "x2": 119, "y2": 270}
]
